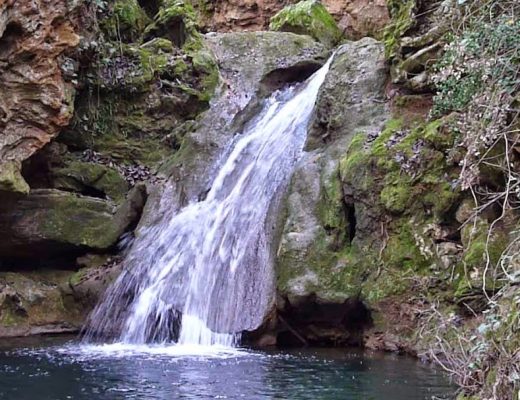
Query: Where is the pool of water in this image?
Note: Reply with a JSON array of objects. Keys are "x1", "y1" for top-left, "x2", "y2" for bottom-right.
[{"x1": 0, "y1": 336, "x2": 454, "y2": 400}]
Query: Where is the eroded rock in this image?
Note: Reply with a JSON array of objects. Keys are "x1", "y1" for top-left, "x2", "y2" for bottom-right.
[
  {"x1": 0, "y1": 0, "x2": 81, "y2": 192},
  {"x1": 195, "y1": 0, "x2": 389, "y2": 40}
]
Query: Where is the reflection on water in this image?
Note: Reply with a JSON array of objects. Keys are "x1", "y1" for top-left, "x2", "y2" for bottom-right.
[{"x1": 0, "y1": 337, "x2": 454, "y2": 400}]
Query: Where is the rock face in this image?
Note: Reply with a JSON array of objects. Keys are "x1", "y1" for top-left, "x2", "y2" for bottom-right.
[
  {"x1": 197, "y1": 0, "x2": 389, "y2": 40},
  {"x1": 0, "y1": 0, "x2": 81, "y2": 192},
  {"x1": 0, "y1": 271, "x2": 83, "y2": 337},
  {"x1": 0, "y1": 0, "x2": 330, "y2": 337},
  {"x1": 329, "y1": 0, "x2": 389, "y2": 39},
  {"x1": 275, "y1": 38, "x2": 389, "y2": 344},
  {"x1": 197, "y1": 0, "x2": 294, "y2": 32}
]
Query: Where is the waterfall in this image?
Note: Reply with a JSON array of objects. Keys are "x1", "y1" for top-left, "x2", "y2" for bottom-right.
[{"x1": 83, "y1": 55, "x2": 334, "y2": 347}]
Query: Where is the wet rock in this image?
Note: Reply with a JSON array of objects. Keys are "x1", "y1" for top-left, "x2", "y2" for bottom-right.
[
  {"x1": 0, "y1": 0, "x2": 81, "y2": 192},
  {"x1": 66, "y1": 257, "x2": 123, "y2": 310},
  {"x1": 269, "y1": 0, "x2": 343, "y2": 48},
  {"x1": 139, "y1": 31, "x2": 327, "y2": 227}
]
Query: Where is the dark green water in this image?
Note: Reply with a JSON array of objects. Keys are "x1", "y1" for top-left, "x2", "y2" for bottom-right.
[{"x1": 0, "y1": 337, "x2": 454, "y2": 400}]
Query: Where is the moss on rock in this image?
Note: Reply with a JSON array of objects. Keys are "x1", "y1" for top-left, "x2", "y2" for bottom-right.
[
  {"x1": 0, "y1": 161, "x2": 29, "y2": 194},
  {"x1": 383, "y1": 0, "x2": 416, "y2": 58},
  {"x1": 269, "y1": 0, "x2": 342, "y2": 48},
  {"x1": 52, "y1": 161, "x2": 129, "y2": 204},
  {"x1": 0, "y1": 271, "x2": 84, "y2": 336},
  {"x1": 146, "y1": 0, "x2": 200, "y2": 48},
  {"x1": 102, "y1": 0, "x2": 150, "y2": 43}
]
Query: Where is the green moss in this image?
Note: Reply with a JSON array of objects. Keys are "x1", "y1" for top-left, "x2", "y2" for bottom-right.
[
  {"x1": 102, "y1": 0, "x2": 150, "y2": 43},
  {"x1": 383, "y1": 0, "x2": 416, "y2": 58},
  {"x1": 339, "y1": 134, "x2": 366, "y2": 172},
  {"x1": 318, "y1": 167, "x2": 348, "y2": 236},
  {"x1": 371, "y1": 118, "x2": 404, "y2": 158},
  {"x1": 339, "y1": 133, "x2": 375, "y2": 192},
  {"x1": 282, "y1": 240, "x2": 366, "y2": 301},
  {"x1": 380, "y1": 182, "x2": 412, "y2": 213},
  {"x1": 0, "y1": 161, "x2": 29, "y2": 194},
  {"x1": 462, "y1": 221, "x2": 509, "y2": 270},
  {"x1": 52, "y1": 161, "x2": 129, "y2": 204},
  {"x1": 423, "y1": 181, "x2": 459, "y2": 217},
  {"x1": 269, "y1": 0, "x2": 342, "y2": 47},
  {"x1": 382, "y1": 221, "x2": 429, "y2": 271},
  {"x1": 69, "y1": 269, "x2": 88, "y2": 287},
  {"x1": 191, "y1": 49, "x2": 219, "y2": 101},
  {"x1": 362, "y1": 267, "x2": 410, "y2": 303},
  {"x1": 146, "y1": 0, "x2": 200, "y2": 48},
  {"x1": 38, "y1": 192, "x2": 121, "y2": 249}
]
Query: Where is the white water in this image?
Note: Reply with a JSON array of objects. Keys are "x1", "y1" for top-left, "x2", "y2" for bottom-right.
[{"x1": 83, "y1": 56, "x2": 334, "y2": 347}]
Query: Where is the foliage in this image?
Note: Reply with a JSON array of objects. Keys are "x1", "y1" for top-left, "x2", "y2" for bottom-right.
[
  {"x1": 422, "y1": 1, "x2": 520, "y2": 398},
  {"x1": 432, "y1": 1, "x2": 520, "y2": 191}
]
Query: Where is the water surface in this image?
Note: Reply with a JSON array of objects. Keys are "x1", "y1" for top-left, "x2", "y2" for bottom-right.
[{"x1": 0, "y1": 337, "x2": 454, "y2": 400}]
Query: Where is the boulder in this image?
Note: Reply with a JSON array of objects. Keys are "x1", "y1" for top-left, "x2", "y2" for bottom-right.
[
  {"x1": 269, "y1": 0, "x2": 343, "y2": 48},
  {"x1": 0, "y1": 187, "x2": 146, "y2": 261}
]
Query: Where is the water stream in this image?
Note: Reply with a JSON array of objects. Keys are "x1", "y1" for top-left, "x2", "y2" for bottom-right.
[{"x1": 84, "y1": 56, "x2": 334, "y2": 345}]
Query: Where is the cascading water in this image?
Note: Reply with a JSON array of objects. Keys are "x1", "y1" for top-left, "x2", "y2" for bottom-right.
[{"x1": 83, "y1": 55, "x2": 334, "y2": 347}]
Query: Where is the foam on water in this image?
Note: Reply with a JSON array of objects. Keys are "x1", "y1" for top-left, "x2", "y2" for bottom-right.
[{"x1": 57, "y1": 343, "x2": 250, "y2": 360}]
